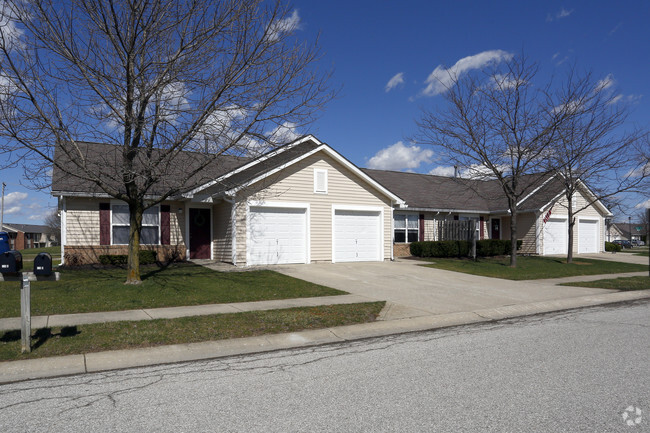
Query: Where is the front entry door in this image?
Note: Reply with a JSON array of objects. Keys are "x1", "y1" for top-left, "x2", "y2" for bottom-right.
[
  {"x1": 189, "y1": 208, "x2": 211, "y2": 259},
  {"x1": 491, "y1": 219, "x2": 500, "y2": 239}
]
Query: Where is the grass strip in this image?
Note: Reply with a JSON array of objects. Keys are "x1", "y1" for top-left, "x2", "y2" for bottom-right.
[
  {"x1": 0, "y1": 302, "x2": 385, "y2": 361},
  {"x1": 0, "y1": 263, "x2": 345, "y2": 318},
  {"x1": 561, "y1": 276, "x2": 650, "y2": 291},
  {"x1": 420, "y1": 256, "x2": 649, "y2": 280}
]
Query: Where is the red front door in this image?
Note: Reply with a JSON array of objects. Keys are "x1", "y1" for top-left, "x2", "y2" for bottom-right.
[{"x1": 189, "y1": 208, "x2": 211, "y2": 259}]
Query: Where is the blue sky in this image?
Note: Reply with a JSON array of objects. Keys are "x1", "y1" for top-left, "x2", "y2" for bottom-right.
[{"x1": 1, "y1": 0, "x2": 648, "y2": 225}]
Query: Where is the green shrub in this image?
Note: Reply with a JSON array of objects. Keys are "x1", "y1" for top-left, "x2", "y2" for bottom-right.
[
  {"x1": 98, "y1": 250, "x2": 157, "y2": 266},
  {"x1": 410, "y1": 239, "x2": 523, "y2": 258},
  {"x1": 605, "y1": 241, "x2": 622, "y2": 252}
]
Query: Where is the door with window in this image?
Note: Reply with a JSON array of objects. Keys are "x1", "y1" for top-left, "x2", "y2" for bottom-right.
[
  {"x1": 491, "y1": 219, "x2": 500, "y2": 239},
  {"x1": 189, "y1": 208, "x2": 211, "y2": 259}
]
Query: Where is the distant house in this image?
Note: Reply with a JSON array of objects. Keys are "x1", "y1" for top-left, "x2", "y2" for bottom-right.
[
  {"x1": 613, "y1": 222, "x2": 648, "y2": 242},
  {"x1": 607, "y1": 223, "x2": 625, "y2": 242},
  {"x1": 1, "y1": 223, "x2": 57, "y2": 250}
]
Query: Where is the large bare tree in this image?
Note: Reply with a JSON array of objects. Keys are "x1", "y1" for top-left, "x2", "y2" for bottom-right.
[
  {"x1": 545, "y1": 70, "x2": 648, "y2": 262},
  {"x1": 0, "y1": 0, "x2": 332, "y2": 283},
  {"x1": 415, "y1": 55, "x2": 566, "y2": 267}
]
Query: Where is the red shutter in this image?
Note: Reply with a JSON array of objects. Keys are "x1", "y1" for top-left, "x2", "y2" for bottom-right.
[
  {"x1": 479, "y1": 216, "x2": 484, "y2": 240},
  {"x1": 99, "y1": 203, "x2": 110, "y2": 245},
  {"x1": 161, "y1": 205, "x2": 170, "y2": 245},
  {"x1": 419, "y1": 214, "x2": 425, "y2": 241}
]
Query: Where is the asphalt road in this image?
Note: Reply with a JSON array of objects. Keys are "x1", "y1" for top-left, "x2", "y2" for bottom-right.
[{"x1": 0, "y1": 301, "x2": 648, "y2": 432}]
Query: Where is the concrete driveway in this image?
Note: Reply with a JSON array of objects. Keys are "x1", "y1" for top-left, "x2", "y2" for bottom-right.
[{"x1": 277, "y1": 259, "x2": 628, "y2": 320}]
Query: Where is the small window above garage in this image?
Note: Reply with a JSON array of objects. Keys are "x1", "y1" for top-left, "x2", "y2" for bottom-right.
[{"x1": 314, "y1": 168, "x2": 328, "y2": 194}]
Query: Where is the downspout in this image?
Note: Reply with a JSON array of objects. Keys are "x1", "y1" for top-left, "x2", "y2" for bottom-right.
[
  {"x1": 390, "y1": 203, "x2": 394, "y2": 261},
  {"x1": 224, "y1": 195, "x2": 237, "y2": 266}
]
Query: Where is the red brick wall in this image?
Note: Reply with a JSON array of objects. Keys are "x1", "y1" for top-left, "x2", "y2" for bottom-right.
[{"x1": 15, "y1": 232, "x2": 25, "y2": 250}]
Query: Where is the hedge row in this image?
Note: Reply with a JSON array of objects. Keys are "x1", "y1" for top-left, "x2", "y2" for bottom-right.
[
  {"x1": 409, "y1": 239, "x2": 523, "y2": 258},
  {"x1": 604, "y1": 241, "x2": 622, "y2": 252},
  {"x1": 98, "y1": 250, "x2": 157, "y2": 266}
]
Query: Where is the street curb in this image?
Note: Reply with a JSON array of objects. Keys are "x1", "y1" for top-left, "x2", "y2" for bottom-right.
[{"x1": 1, "y1": 289, "x2": 649, "y2": 384}]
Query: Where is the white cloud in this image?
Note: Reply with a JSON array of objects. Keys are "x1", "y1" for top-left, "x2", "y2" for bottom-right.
[
  {"x1": 595, "y1": 74, "x2": 615, "y2": 92},
  {"x1": 367, "y1": 141, "x2": 433, "y2": 170},
  {"x1": 635, "y1": 199, "x2": 650, "y2": 209},
  {"x1": 4, "y1": 191, "x2": 27, "y2": 206},
  {"x1": 267, "y1": 9, "x2": 301, "y2": 41},
  {"x1": 421, "y1": 50, "x2": 513, "y2": 96},
  {"x1": 429, "y1": 166, "x2": 455, "y2": 177},
  {"x1": 267, "y1": 122, "x2": 299, "y2": 144},
  {"x1": 547, "y1": 8, "x2": 574, "y2": 22},
  {"x1": 5, "y1": 206, "x2": 20, "y2": 215},
  {"x1": 385, "y1": 72, "x2": 405, "y2": 92}
]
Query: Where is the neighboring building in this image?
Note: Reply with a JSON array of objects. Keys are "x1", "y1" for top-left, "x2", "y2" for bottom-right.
[
  {"x1": 1, "y1": 223, "x2": 57, "y2": 250},
  {"x1": 613, "y1": 222, "x2": 648, "y2": 242},
  {"x1": 607, "y1": 223, "x2": 625, "y2": 242},
  {"x1": 52, "y1": 135, "x2": 612, "y2": 265},
  {"x1": 363, "y1": 169, "x2": 612, "y2": 257}
]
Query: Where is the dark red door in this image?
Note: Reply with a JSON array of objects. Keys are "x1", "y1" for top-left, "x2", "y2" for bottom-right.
[
  {"x1": 491, "y1": 218, "x2": 500, "y2": 240},
  {"x1": 189, "y1": 208, "x2": 211, "y2": 259}
]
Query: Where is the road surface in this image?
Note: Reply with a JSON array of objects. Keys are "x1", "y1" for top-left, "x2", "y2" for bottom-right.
[{"x1": 0, "y1": 300, "x2": 648, "y2": 432}]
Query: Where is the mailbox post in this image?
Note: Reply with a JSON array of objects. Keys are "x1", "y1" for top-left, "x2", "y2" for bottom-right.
[{"x1": 0, "y1": 251, "x2": 58, "y2": 353}]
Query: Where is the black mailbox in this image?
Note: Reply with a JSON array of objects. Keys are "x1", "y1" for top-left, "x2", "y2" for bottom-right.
[
  {"x1": 34, "y1": 252, "x2": 52, "y2": 276},
  {"x1": 0, "y1": 250, "x2": 23, "y2": 274}
]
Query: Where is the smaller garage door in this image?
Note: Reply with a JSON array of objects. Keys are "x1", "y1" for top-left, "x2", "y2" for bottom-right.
[
  {"x1": 578, "y1": 219, "x2": 599, "y2": 254},
  {"x1": 543, "y1": 217, "x2": 567, "y2": 255},
  {"x1": 248, "y1": 207, "x2": 307, "y2": 265},
  {"x1": 334, "y1": 210, "x2": 382, "y2": 262}
]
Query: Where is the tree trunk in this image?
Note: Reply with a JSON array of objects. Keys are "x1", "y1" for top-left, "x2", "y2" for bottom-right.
[
  {"x1": 567, "y1": 197, "x2": 574, "y2": 264},
  {"x1": 126, "y1": 202, "x2": 143, "y2": 285},
  {"x1": 510, "y1": 205, "x2": 518, "y2": 267}
]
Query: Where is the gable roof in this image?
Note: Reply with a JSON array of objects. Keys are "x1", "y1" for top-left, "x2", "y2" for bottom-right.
[
  {"x1": 362, "y1": 169, "x2": 557, "y2": 213},
  {"x1": 2, "y1": 223, "x2": 50, "y2": 234}
]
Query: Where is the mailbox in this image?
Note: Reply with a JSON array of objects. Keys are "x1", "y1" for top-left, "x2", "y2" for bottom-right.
[
  {"x1": 0, "y1": 250, "x2": 22, "y2": 274},
  {"x1": 0, "y1": 232, "x2": 9, "y2": 254},
  {"x1": 34, "y1": 252, "x2": 52, "y2": 276}
]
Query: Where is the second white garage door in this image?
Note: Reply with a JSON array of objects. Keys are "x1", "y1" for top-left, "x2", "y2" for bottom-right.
[
  {"x1": 333, "y1": 210, "x2": 382, "y2": 262},
  {"x1": 543, "y1": 217, "x2": 567, "y2": 255},
  {"x1": 248, "y1": 207, "x2": 307, "y2": 265},
  {"x1": 578, "y1": 219, "x2": 599, "y2": 253}
]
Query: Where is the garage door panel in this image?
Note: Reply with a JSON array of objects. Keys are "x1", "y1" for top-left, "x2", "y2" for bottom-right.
[
  {"x1": 334, "y1": 210, "x2": 381, "y2": 262},
  {"x1": 248, "y1": 207, "x2": 307, "y2": 265},
  {"x1": 578, "y1": 220, "x2": 598, "y2": 254},
  {"x1": 543, "y1": 218, "x2": 567, "y2": 255}
]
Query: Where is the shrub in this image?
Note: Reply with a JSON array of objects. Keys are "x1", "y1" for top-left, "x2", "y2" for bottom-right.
[
  {"x1": 605, "y1": 241, "x2": 622, "y2": 252},
  {"x1": 410, "y1": 239, "x2": 523, "y2": 258},
  {"x1": 98, "y1": 250, "x2": 157, "y2": 266}
]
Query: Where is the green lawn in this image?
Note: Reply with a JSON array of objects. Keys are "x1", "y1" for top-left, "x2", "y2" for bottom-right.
[
  {"x1": 561, "y1": 276, "x2": 650, "y2": 291},
  {"x1": 618, "y1": 247, "x2": 649, "y2": 257},
  {"x1": 421, "y1": 256, "x2": 649, "y2": 280},
  {"x1": 0, "y1": 302, "x2": 385, "y2": 361},
  {"x1": 0, "y1": 263, "x2": 345, "y2": 318}
]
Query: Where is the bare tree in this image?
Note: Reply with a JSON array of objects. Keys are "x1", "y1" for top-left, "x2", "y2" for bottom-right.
[
  {"x1": 0, "y1": 0, "x2": 332, "y2": 283},
  {"x1": 415, "y1": 55, "x2": 565, "y2": 267},
  {"x1": 44, "y1": 208, "x2": 61, "y2": 245},
  {"x1": 545, "y1": 69, "x2": 648, "y2": 262}
]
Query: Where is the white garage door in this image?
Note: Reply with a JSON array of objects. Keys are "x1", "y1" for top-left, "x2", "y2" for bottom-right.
[
  {"x1": 578, "y1": 219, "x2": 599, "y2": 254},
  {"x1": 334, "y1": 210, "x2": 382, "y2": 262},
  {"x1": 543, "y1": 217, "x2": 567, "y2": 255},
  {"x1": 248, "y1": 207, "x2": 307, "y2": 265}
]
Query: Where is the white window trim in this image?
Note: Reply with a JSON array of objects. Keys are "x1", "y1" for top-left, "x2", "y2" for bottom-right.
[
  {"x1": 110, "y1": 200, "x2": 161, "y2": 246},
  {"x1": 314, "y1": 168, "x2": 328, "y2": 194},
  {"x1": 246, "y1": 201, "x2": 310, "y2": 266},
  {"x1": 331, "y1": 205, "x2": 384, "y2": 263},
  {"x1": 393, "y1": 212, "x2": 419, "y2": 244}
]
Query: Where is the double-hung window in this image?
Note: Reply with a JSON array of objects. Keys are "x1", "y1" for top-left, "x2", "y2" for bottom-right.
[
  {"x1": 394, "y1": 214, "x2": 419, "y2": 243},
  {"x1": 112, "y1": 204, "x2": 160, "y2": 245}
]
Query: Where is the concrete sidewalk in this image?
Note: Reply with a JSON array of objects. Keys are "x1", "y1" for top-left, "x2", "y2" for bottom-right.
[{"x1": 1, "y1": 260, "x2": 649, "y2": 384}]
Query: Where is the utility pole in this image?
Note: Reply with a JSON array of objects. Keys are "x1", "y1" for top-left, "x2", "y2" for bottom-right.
[{"x1": 1, "y1": 182, "x2": 5, "y2": 231}]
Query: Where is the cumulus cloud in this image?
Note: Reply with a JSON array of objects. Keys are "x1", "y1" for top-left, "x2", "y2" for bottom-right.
[
  {"x1": 635, "y1": 199, "x2": 650, "y2": 209},
  {"x1": 267, "y1": 122, "x2": 300, "y2": 144},
  {"x1": 546, "y1": 7, "x2": 574, "y2": 22},
  {"x1": 267, "y1": 9, "x2": 301, "y2": 41},
  {"x1": 421, "y1": 50, "x2": 513, "y2": 96},
  {"x1": 367, "y1": 141, "x2": 433, "y2": 170},
  {"x1": 4, "y1": 191, "x2": 27, "y2": 206},
  {"x1": 1, "y1": 190, "x2": 56, "y2": 223},
  {"x1": 5, "y1": 206, "x2": 20, "y2": 215},
  {"x1": 595, "y1": 74, "x2": 615, "y2": 92},
  {"x1": 429, "y1": 166, "x2": 455, "y2": 177},
  {"x1": 385, "y1": 72, "x2": 405, "y2": 92}
]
